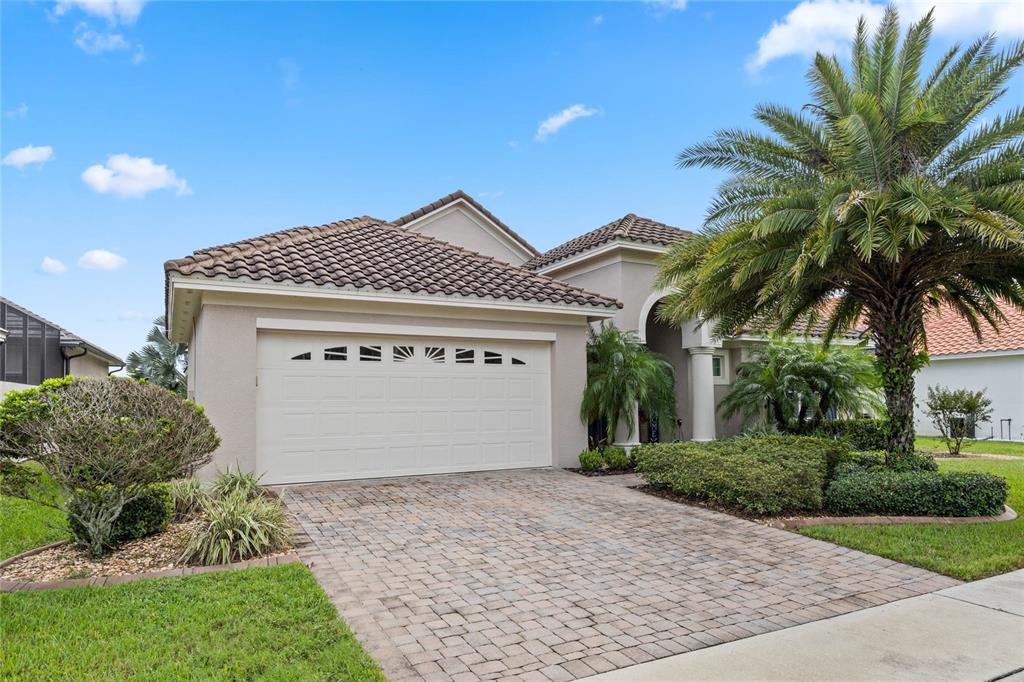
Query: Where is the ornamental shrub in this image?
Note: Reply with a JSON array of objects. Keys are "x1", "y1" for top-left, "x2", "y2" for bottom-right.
[
  {"x1": 633, "y1": 435, "x2": 846, "y2": 515},
  {"x1": 844, "y1": 450, "x2": 938, "y2": 473},
  {"x1": 602, "y1": 446, "x2": 630, "y2": 471},
  {"x1": 170, "y1": 478, "x2": 207, "y2": 520},
  {"x1": 210, "y1": 466, "x2": 263, "y2": 501},
  {"x1": 923, "y1": 385, "x2": 994, "y2": 456},
  {"x1": 0, "y1": 377, "x2": 220, "y2": 558},
  {"x1": 68, "y1": 483, "x2": 173, "y2": 545},
  {"x1": 180, "y1": 493, "x2": 293, "y2": 566},
  {"x1": 825, "y1": 468, "x2": 1008, "y2": 517},
  {"x1": 578, "y1": 449, "x2": 603, "y2": 472},
  {"x1": 815, "y1": 419, "x2": 889, "y2": 451}
]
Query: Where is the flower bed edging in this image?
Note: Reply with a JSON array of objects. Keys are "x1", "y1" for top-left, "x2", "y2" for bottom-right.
[
  {"x1": 0, "y1": 550, "x2": 301, "y2": 592},
  {"x1": 766, "y1": 505, "x2": 1016, "y2": 529}
]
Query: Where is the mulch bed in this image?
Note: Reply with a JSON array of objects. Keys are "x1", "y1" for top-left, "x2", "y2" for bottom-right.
[{"x1": 0, "y1": 519, "x2": 203, "y2": 583}]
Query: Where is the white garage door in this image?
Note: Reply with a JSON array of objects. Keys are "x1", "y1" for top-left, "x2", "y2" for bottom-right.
[{"x1": 256, "y1": 332, "x2": 552, "y2": 484}]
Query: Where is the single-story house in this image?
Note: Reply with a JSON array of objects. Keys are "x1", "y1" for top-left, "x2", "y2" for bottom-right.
[
  {"x1": 915, "y1": 301, "x2": 1024, "y2": 442},
  {"x1": 164, "y1": 191, "x2": 857, "y2": 484},
  {"x1": 0, "y1": 297, "x2": 123, "y2": 394}
]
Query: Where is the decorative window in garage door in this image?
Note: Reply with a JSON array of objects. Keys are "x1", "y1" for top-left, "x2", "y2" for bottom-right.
[
  {"x1": 455, "y1": 348, "x2": 474, "y2": 364},
  {"x1": 291, "y1": 352, "x2": 311, "y2": 360},
  {"x1": 425, "y1": 346, "x2": 445, "y2": 364},
  {"x1": 359, "y1": 345, "x2": 382, "y2": 362},
  {"x1": 393, "y1": 345, "x2": 415, "y2": 362},
  {"x1": 484, "y1": 350, "x2": 502, "y2": 365},
  {"x1": 324, "y1": 346, "x2": 347, "y2": 361}
]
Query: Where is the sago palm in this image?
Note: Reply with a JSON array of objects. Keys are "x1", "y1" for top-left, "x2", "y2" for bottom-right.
[
  {"x1": 581, "y1": 323, "x2": 676, "y2": 444},
  {"x1": 125, "y1": 315, "x2": 188, "y2": 396},
  {"x1": 658, "y1": 8, "x2": 1024, "y2": 463}
]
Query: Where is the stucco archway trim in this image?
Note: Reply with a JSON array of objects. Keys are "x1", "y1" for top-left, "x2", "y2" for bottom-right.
[{"x1": 637, "y1": 288, "x2": 673, "y2": 344}]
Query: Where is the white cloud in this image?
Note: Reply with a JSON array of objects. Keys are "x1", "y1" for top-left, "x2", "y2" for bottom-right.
[
  {"x1": 646, "y1": 0, "x2": 688, "y2": 12},
  {"x1": 535, "y1": 104, "x2": 599, "y2": 142},
  {"x1": 592, "y1": 14, "x2": 605, "y2": 25},
  {"x1": 54, "y1": 0, "x2": 145, "y2": 25},
  {"x1": 5, "y1": 103, "x2": 28, "y2": 118},
  {"x1": 81, "y1": 154, "x2": 191, "y2": 198},
  {"x1": 78, "y1": 249, "x2": 126, "y2": 271},
  {"x1": 73, "y1": 23, "x2": 143, "y2": 61},
  {"x1": 40, "y1": 257, "x2": 67, "y2": 275},
  {"x1": 750, "y1": 0, "x2": 1024, "y2": 72},
  {"x1": 2, "y1": 145, "x2": 55, "y2": 169}
]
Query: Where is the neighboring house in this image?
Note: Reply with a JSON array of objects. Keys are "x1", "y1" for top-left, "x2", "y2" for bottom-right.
[
  {"x1": 914, "y1": 301, "x2": 1024, "y2": 442},
  {"x1": 0, "y1": 297, "x2": 123, "y2": 394},
  {"x1": 164, "y1": 190, "x2": 858, "y2": 484}
]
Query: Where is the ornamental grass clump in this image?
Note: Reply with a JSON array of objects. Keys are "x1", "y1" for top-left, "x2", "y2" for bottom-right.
[
  {"x1": 169, "y1": 477, "x2": 207, "y2": 520},
  {"x1": 180, "y1": 493, "x2": 293, "y2": 566},
  {"x1": 209, "y1": 466, "x2": 263, "y2": 501}
]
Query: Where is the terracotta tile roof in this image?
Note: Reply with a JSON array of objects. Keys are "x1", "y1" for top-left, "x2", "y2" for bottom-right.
[
  {"x1": 524, "y1": 214, "x2": 693, "y2": 270},
  {"x1": 925, "y1": 300, "x2": 1024, "y2": 356},
  {"x1": 164, "y1": 216, "x2": 620, "y2": 310},
  {"x1": 392, "y1": 190, "x2": 540, "y2": 257}
]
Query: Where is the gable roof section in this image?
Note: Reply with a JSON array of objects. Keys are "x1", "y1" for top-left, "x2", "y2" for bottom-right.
[
  {"x1": 525, "y1": 214, "x2": 693, "y2": 271},
  {"x1": 925, "y1": 301, "x2": 1024, "y2": 356},
  {"x1": 0, "y1": 297, "x2": 124, "y2": 365},
  {"x1": 392, "y1": 190, "x2": 540, "y2": 258},
  {"x1": 164, "y1": 216, "x2": 620, "y2": 311}
]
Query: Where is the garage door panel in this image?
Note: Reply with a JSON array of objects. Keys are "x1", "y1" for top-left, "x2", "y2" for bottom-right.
[{"x1": 257, "y1": 332, "x2": 552, "y2": 484}]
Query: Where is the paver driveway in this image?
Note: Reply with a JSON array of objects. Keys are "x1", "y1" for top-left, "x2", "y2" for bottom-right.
[{"x1": 284, "y1": 469, "x2": 958, "y2": 681}]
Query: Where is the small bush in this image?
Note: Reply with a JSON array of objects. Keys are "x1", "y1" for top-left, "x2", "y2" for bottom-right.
[
  {"x1": 210, "y1": 467, "x2": 263, "y2": 501},
  {"x1": 602, "y1": 447, "x2": 630, "y2": 471},
  {"x1": 825, "y1": 468, "x2": 1008, "y2": 517},
  {"x1": 578, "y1": 450, "x2": 603, "y2": 472},
  {"x1": 843, "y1": 450, "x2": 938, "y2": 473},
  {"x1": 67, "y1": 483, "x2": 173, "y2": 547},
  {"x1": 923, "y1": 385, "x2": 994, "y2": 456},
  {"x1": 180, "y1": 494, "x2": 293, "y2": 566},
  {"x1": 170, "y1": 478, "x2": 207, "y2": 519},
  {"x1": 633, "y1": 436, "x2": 846, "y2": 515},
  {"x1": 815, "y1": 419, "x2": 889, "y2": 450}
]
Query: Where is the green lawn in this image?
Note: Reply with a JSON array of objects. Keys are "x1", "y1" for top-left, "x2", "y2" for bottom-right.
[
  {"x1": 801, "y1": 458, "x2": 1024, "y2": 581},
  {"x1": 0, "y1": 563, "x2": 384, "y2": 681},
  {"x1": 915, "y1": 435, "x2": 1024, "y2": 457},
  {"x1": 1, "y1": 465, "x2": 68, "y2": 560}
]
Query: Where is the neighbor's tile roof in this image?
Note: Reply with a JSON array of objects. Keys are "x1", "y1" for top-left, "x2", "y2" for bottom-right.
[
  {"x1": 524, "y1": 214, "x2": 693, "y2": 270},
  {"x1": 925, "y1": 301, "x2": 1024, "y2": 356},
  {"x1": 392, "y1": 189, "x2": 540, "y2": 257},
  {"x1": 740, "y1": 299, "x2": 868, "y2": 341},
  {"x1": 164, "y1": 216, "x2": 621, "y2": 310}
]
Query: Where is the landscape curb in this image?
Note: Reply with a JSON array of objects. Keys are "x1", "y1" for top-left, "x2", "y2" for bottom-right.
[
  {"x1": 767, "y1": 505, "x2": 1017, "y2": 529},
  {"x1": 0, "y1": 550, "x2": 301, "y2": 593}
]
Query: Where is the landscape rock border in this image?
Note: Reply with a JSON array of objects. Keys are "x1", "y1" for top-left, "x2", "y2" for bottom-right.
[
  {"x1": 0, "y1": 545, "x2": 300, "y2": 593},
  {"x1": 767, "y1": 505, "x2": 1017, "y2": 529}
]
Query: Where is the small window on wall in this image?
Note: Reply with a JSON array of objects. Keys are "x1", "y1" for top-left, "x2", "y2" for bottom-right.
[
  {"x1": 483, "y1": 351, "x2": 502, "y2": 365},
  {"x1": 324, "y1": 346, "x2": 347, "y2": 361},
  {"x1": 425, "y1": 347, "x2": 445, "y2": 364},
  {"x1": 291, "y1": 352, "x2": 311, "y2": 361},
  {"x1": 711, "y1": 356, "x2": 723, "y2": 377},
  {"x1": 455, "y1": 348, "x2": 474, "y2": 364},
  {"x1": 359, "y1": 345, "x2": 382, "y2": 362},
  {"x1": 712, "y1": 353, "x2": 730, "y2": 385},
  {"x1": 393, "y1": 345, "x2": 415, "y2": 362}
]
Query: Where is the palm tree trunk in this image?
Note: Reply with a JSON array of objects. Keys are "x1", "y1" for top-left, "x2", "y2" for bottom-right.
[{"x1": 871, "y1": 311, "x2": 922, "y2": 466}]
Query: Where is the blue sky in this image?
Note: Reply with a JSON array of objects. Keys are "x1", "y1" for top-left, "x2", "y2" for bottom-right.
[{"x1": 3, "y1": 0, "x2": 1022, "y2": 360}]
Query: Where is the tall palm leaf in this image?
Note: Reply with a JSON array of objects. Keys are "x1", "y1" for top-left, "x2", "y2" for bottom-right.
[
  {"x1": 658, "y1": 8, "x2": 1024, "y2": 463},
  {"x1": 581, "y1": 323, "x2": 676, "y2": 444},
  {"x1": 125, "y1": 315, "x2": 187, "y2": 396}
]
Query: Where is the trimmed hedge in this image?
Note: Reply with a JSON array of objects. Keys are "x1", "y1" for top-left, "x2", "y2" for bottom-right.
[
  {"x1": 815, "y1": 419, "x2": 889, "y2": 450},
  {"x1": 633, "y1": 436, "x2": 848, "y2": 515},
  {"x1": 68, "y1": 483, "x2": 174, "y2": 546},
  {"x1": 846, "y1": 450, "x2": 939, "y2": 472},
  {"x1": 825, "y1": 467, "x2": 1008, "y2": 517}
]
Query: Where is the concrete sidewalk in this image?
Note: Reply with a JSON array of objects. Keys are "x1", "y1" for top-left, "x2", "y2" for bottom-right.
[{"x1": 586, "y1": 570, "x2": 1024, "y2": 682}]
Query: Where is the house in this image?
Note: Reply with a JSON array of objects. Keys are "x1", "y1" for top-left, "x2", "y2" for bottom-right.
[
  {"x1": 0, "y1": 297, "x2": 124, "y2": 394},
  {"x1": 914, "y1": 301, "x2": 1024, "y2": 442},
  {"x1": 164, "y1": 191, "x2": 856, "y2": 484}
]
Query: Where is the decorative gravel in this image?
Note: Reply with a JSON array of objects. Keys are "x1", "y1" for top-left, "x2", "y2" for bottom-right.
[{"x1": 0, "y1": 519, "x2": 203, "y2": 583}]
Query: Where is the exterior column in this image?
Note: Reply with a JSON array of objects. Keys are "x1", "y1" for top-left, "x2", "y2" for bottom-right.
[
  {"x1": 613, "y1": 401, "x2": 641, "y2": 453},
  {"x1": 688, "y1": 347, "x2": 717, "y2": 441}
]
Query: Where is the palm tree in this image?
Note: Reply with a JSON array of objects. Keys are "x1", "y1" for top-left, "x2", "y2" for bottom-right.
[
  {"x1": 581, "y1": 323, "x2": 676, "y2": 445},
  {"x1": 125, "y1": 315, "x2": 187, "y2": 396},
  {"x1": 720, "y1": 341, "x2": 880, "y2": 433},
  {"x1": 657, "y1": 8, "x2": 1024, "y2": 464}
]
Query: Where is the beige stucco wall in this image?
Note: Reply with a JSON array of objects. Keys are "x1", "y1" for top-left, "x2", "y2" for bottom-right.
[
  {"x1": 69, "y1": 353, "x2": 112, "y2": 378},
  {"x1": 552, "y1": 253, "x2": 660, "y2": 332},
  {"x1": 188, "y1": 293, "x2": 593, "y2": 478},
  {"x1": 404, "y1": 205, "x2": 529, "y2": 265}
]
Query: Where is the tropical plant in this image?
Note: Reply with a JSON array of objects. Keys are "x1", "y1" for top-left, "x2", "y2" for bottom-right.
[
  {"x1": 0, "y1": 377, "x2": 219, "y2": 557},
  {"x1": 210, "y1": 466, "x2": 264, "y2": 501},
  {"x1": 923, "y1": 385, "x2": 994, "y2": 456},
  {"x1": 170, "y1": 477, "x2": 208, "y2": 520},
  {"x1": 126, "y1": 315, "x2": 188, "y2": 397},
  {"x1": 657, "y1": 8, "x2": 1024, "y2": 466},
  {"x1": 180, "y1": 493, "x2": 292, "y2": 566},
  {"x1": 719, "y1": 341, "x2": 880, "y2": 433},
  {"x1": 581, "y1": 323, "x2": 676, "y2": 445}
]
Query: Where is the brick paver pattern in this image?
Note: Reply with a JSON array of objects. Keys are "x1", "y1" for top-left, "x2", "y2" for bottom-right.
[{"x1": 284, "y1": 469, "x2": 959, "y2": 681}]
